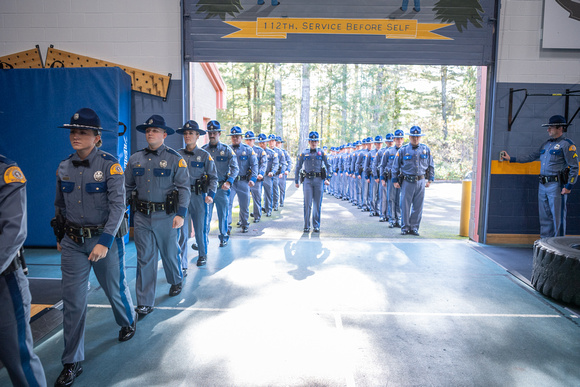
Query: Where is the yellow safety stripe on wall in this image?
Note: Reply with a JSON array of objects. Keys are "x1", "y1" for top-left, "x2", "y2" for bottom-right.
[{"x1": 490, "y1": 160, "x2": 541, "y2": 175}]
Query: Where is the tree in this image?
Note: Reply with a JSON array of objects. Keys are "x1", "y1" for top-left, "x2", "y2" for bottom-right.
[{"x1": 299, "y1": 63, "x2": 310, "y2": 153}]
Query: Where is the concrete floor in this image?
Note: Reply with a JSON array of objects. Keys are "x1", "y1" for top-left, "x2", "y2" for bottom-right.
[{"x1": 3, "y1": 183, "x2": 580, "y2": 386}]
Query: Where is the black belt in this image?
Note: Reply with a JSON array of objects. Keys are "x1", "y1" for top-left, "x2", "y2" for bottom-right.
[
  {"x1": 65, "y1": 223, "x2": 104, "y2": 243},
  {"x1": 305, "y1": 172, "x2": 322, "y2": 178},
  {"x1": 539, "y1": 175, "x2": 559, "y2": 184},
  {"x1": 403, "y1": 174, "x2": 425, "y2": 182},
  {"x1": 135, "y1": 199, "x2": 166, "y2": 215},
  {"x1": 1, "y1": 257, "x2": 21, "y2": 276},
  {"x1": 236, "y1": 175, "x2": 250, "y2": 181}
]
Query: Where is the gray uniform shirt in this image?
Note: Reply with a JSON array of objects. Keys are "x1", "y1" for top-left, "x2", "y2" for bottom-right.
[
  {"x1": 202, "y1": 141, "x2": 239, "y2": 185},
  {"x1": 391, "y1": 143, "x2": 435, "y2": 183},
  {"x1": 125, "y1": 144, "x2": 191, "y2": 218},
  {"x1": 253, "y1": 146, "x2": 268, "y2": 177},
  {"x1": 178, "y1": 146, "x2": 219, "y2": 198},
  {"x1": 294, "y1": 148, "x2": 332, "y2": 184},
  {"x1": 232, "y1": 143, "x2": 258, "y2": 183},
  {"x1": 55, "y1": 147, "x2": 125, "y2": 248}
]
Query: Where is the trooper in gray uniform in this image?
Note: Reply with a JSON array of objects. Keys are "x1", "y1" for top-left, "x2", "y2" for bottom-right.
[
  {"x1": 268, "y1": 134, "x2": 287, "y2": 211},
  {"x1": 126, "y1": 115, "x2": 190, "y2": 315},
  {"x1": 53, "y1": 108, "x2": 136, "y2": 386},
  {"x1": 367, "y1": 136, "x2": 382, "y2": 217},
  {"x1": 391, "y1": 126, "x2": 434, "y2": 236},
  {"x1": 177, "y1": 120, "x2": 218, "y2": 269},
  {"x1": 501, "y1": 114, "x2": 578, "y2": 237},
  {"x1": 295, "y1": 131, "x2": 332, "y2": 232},
  {"x1": 245, "y1": 131, "x2": 267, "y2": 223},
  {"x1": 375, "y1": 134, "x2": 394, "y2": 222},
  {"x1": 382, "y1": 129, "x2": 405, "y2": 228},
  {"x1": 257, "y1": 133, "x2": 279, "y2": 216},
  {"x1": 0, "y1": 155, "x2": 47, "y2": 387},
  {"x1": 276, "y1": 136, "x2": 292, "y2": 207},
  {"x1": 202, "y1": 120, "x2": 239, "y2": 247},
  {"x1": 227, "y1": 126, "x2": 258, "y2": 233}
]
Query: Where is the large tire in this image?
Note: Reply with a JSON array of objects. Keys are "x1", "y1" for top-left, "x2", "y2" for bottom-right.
[{"x1": 531, "y1": 237, "x2": 580, "y2": 306}]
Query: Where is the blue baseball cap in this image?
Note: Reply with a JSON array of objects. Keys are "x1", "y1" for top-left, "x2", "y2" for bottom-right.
[{"x1": 176, "y1": 120, "x2": 206, "y2": 135}]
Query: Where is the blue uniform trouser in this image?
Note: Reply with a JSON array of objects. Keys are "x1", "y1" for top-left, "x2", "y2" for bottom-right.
[
  {"x1": 272, "y1": 174, "x2": 280, "y2": 209},
  {"x1": 278, "y1": 174, "x2": 288, "y2": 205},
  {"x1": 134, "y1": 211, "x2": 182, "y2": 307},
  {"x1": 0, "y1": 268, "x2": 47, "y2": 387},
  {"x1": 361, "y1": 178, "x2": 369, "y2": 208},
  {"x1": 229, "y1": 179, "x2": 251, "y2": 228},
  {"x1": 370, "y1": 179, "x2": 379, "y2": 214},
  {"x1": 400, "y1": 179, "x2": 426, "y2": 231},
  {"x1": 263, "y1": 176, "x2": 274, "y2": 214},
  {"x1": 380, "y1": 181, "x2": 389, "y2": 218},
  {"x1": 303, "y1": 176, "x2": 324, "y2": 229},
  {"x1": 251, "y1": 180, "x2": 263, "y2": 220},
  {"x1": 354, "y1": 176, "x2": 361, "y2": 203},
  {"x1": 401, "y1": 0, "x2": 420, "y2": 11},
  {"x1": 60, "y1": 235, "x2": 135, "y2": 363},
  {"x1": 180, "y1": 192, "x2": 210, "y2": 268},
  {"x1": 207, "y1": 187, "x2": 230, "y2": 243},
  {"x1": 538, "y1": 182, "x2": 567, "y2": 237},
  {"x1": 389, "y1": 183, "x2": 401, "y2": 224}
]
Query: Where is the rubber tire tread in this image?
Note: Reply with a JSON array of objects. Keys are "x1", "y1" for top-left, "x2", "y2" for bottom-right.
[{"x1": 531, "y1": 237, "x2": 580, "y2": 306}]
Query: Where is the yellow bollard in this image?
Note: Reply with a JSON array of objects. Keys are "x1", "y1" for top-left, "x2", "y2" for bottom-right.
[{"x1": 460, "y1": 180, "x2": 472, "y2": 237}]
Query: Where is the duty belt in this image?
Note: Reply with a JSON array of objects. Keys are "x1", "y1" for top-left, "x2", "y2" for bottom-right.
[
  {"x1": 135, "y1": 198, "x2": 166, "y2": 215},
  {"x1": 65, "y1": 222, "x2": 104, "y2": 243},
  {"x1": 539, "y1": 175, "x2": 559, "y2": 184},
  {"x1": 1, "y1": 257, "x2": 21, "y2": 276},
  {"x1": 304, "y1": 172, "x2": 322, "y2": 178},
  {"x1": 236, "y1": 175, "x2": 250, "y2": 181},
  {"x1": 403, "y1": 174, "x2": 425, "y2": 182}
]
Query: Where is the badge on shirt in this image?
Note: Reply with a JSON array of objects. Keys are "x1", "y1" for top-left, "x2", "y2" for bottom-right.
[
  {"x1": 242, "y1": 151, "x2": 246, "y2": 156},
  {"x1": 197, "y1": 156, "x2": 201, "y2": 162},
  {"x1": 94, "y1": 171, "x2": 104, "y2": 182},
  {"x1": 220, "y1": 151, "x2": 225, "y2": 156},
  {"x1": 160, "y1": 160, "x2": 168, "y2": 168},
  {"x1": 110, "y1": 163, "x2": 124, "y2": 175},
  {"x1": 4, "y1": 166, "x2": 26, "y2": 184},
  {"x1": 423, "y1": 150, "x2": 427, "y2": 154},
  {"x1": 179, "y1": 159, "x2": 187, "y2": 168},
  {"x1": 554, "y1": 144, "x2": 560, "y2": 150}
]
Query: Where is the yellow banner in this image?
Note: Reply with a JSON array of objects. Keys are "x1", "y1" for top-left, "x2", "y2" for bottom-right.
[{"x1": 224, "y1": 18, "x2": 453, "y2": 40}]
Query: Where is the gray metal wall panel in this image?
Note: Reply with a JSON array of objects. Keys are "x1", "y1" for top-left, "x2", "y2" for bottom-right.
[{"x1": 185, "y1": 0, "x2": 496, "y2": 65}]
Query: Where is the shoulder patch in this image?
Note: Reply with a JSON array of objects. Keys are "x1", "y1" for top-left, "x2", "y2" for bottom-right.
[
  {"x1": 569, "y1": 145, "x2": 576, "y2": 152},
  {"x1": 4, "y1": 166, "x2": 26, "y2": 184},
  {"x1": 110, "y1": 163, "x2": 124, "y2": 175},
  {"x1": 208, "y1": 155, "x2": 213, "y2": 161},
  {"x1": 179, "y1": 159, "x2": 187, "y2": 168}
]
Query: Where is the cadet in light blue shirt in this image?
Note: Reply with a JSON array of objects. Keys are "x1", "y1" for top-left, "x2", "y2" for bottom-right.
[
  {"x1": 501, "y1": 114, "x2": 578, "y2": 237},
  {"x1": 258, "y1": 134, "x2": 280, "y2": 216},
  {"x1": 269, "y1": 134, "x2": 287, "y2": 211},
  {"x1": 295, "y1": 131, "x2": 332, "y2": 232},
  {"x1": 202, "y1": 120, "x2": 239, "y2": 247},
  {"x1": 126, "y1": 115, "x2": 190, "y2": 314},
  {"x1": 54, "y1": 108, "x2": 136, "y2": 386},
  {"x1": 391, "y1": 126, "x2": 434, "y2": 236},
  {"x1": 177, "y1": 120, "x2": 218, "y2": 269},
  {"x1": 276, "y1": 136, "x2": 292, "y2": 207},
  {"x1": 227, "y1": 126, "x2": 258, "y2": 233},
  {"x1": 245, "y1": 131, "x2": 267, "y2": 223}
]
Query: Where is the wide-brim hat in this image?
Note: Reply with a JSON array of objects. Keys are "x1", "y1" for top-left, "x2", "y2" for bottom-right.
[
  {"x1": 267, "y1": 134, "x2": 277, "y2": 141},
  {"x1": 308, "y1": 131, "x2": 320, "y2": 141},
  {"x1": 176, "y1": 120, "x2": 206, "y2": 135},
  {"x1": 257, "y1": 134, "x2": 268, "y2": 143},
  {"x1": 136, "y1": 115, "x2": 175, "y2": 135},
  {"x1": 206, "y1": 120, "x2": 222, "y2": 132},
  {"x1": 227, "y1": 126, "x2": 243, "y2": 136},
  {"x1": 59, "y1": 108, "x2": 113, "y2": 132},
  {"x1": 542, "y1": 115, "x2": 569, "y2": 127},
  {"x1": 374, "y1": 136, "x2": 383, "y2": 143},
  {"x1": 393, "y1": 130, "x2": 405, "y2": 138},
  {"x1": 408, "y1": 126, "x2": 424, "y2": 137},
  {"x1": 244, "y1": 131, "x2": 256, "y2": 140}
]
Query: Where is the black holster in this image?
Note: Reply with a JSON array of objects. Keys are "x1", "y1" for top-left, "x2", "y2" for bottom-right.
[
  {"x1": 50, "y1": 212, "x2": 66, "y2": 243},
  {"x1": 398, "y1": 174, "x2": 404, "y2": 186},
  {"x1": 299, "y1": 170, "x2": 306, "y2": 183},
  {"x1": 166, "y1": 190, "x2": 179, "y2": 215},
  {"x1": 559, "y1": 167, "x2": 570, "y2": 185},
  {"x1": 321, "y1": 168, "x2": 327, "y2": 180},
  {"x1": 116, "y1": 213, "x2": 129, "y2": 238}
]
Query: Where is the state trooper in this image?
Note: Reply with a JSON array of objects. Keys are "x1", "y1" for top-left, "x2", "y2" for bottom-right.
[
  {"x1": 276, "y1": 136, "x2": 293, "y2": 207},
  {"x1": 322, "y1": 145, "x2": 330, "y2": 193},
  {"x1": 126, "y1": 114, "x2": 190, "y2": 315},
  {"x1": 227, "y1": 126, "x2": 258, "y2": 233},
  {"x1": 202, "y1": 120, "x2": 239, "y2": 247},
  {"x1": 501, "y1": 114, "x2": 578, "y2": 237},
  {"x1": 356, "y1": 137, "x2": 372, "y2": 211},
  {"x1": 257, "y1": 133, "x2": 279, "y2": 216},
  {"x1": 340, "y1": 143, "x2": 353, "y2": 201},
  {"x1": 381, "y1": 130, "x2": 405, "y2": 228},
  {"x1": 268, "y1": 134, "x2": 287, "y2": 212},
  {"x1": 245, "y1": 131, "x2": 267, "y2": 223},
  {"x1": 350, "y1": 140, "x2": 363, "y2": 206},
  {"x1": 391, "y1": 126, "x2": 434, "y2": 236},
  {"x1": 329, "y1": 146, "x2": 339, "y2": 196},
  {"x1": 295, "y1": 131, "x2": 332, "y2": 232},
  {"x1": 0, "y1": 155, "x2": 47, "y2": 387},
  {"x1": 374, "y1": 134, "x2": 394, "y2": 222},
  {"x1": 367, "y1": 135, "x2": 383, "y2": 217},
  {"x1": 177, "y1": 120, "x2": 218, "y2": 269},
  {"x1": 53, "y1": 108, "x2": 136, "y2": 386}
]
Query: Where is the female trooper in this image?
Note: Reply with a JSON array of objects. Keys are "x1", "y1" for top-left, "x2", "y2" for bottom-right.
[
  {"x1": 53, "y1": 108, "x2": 136, "y2": 387},
  {"x1": 227, "y1": 126, "x2": 258, "y2": 233},
  {"x1": 177, "y1": 120, "x2": 218, "y2": 269},
  {"x1": 391, "y1": 126, "x2": 435, "y2": 236},
  {"x1": 294, "y1": 131, "x2": 332, "y2": 232}
]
